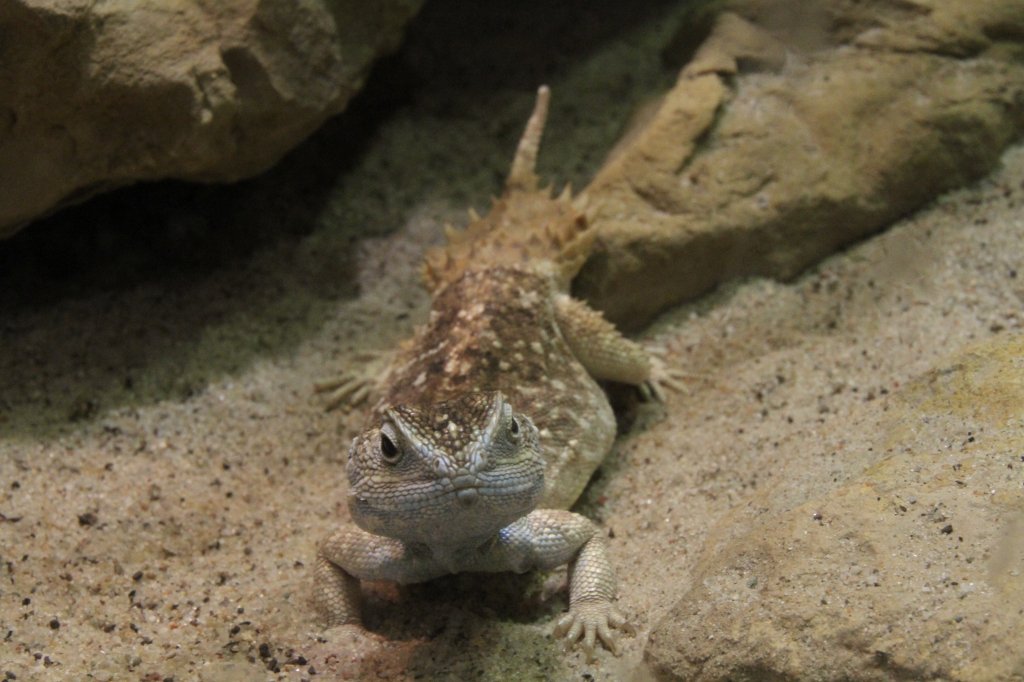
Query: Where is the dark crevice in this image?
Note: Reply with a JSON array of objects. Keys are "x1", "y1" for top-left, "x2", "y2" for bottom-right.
[{"x1": 0, "y1": 0, "x2": 680, "y2": 313}]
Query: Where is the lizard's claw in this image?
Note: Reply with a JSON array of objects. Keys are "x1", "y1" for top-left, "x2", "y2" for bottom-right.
[
  {"x1": 304, "y1": 622, "x2": 385, "y2": 673},
  {"x1": 314, "y1": 375, "x2": 374, "y2": 411},
  {"x1": 554, "y1": 599, "x2": 632, "y2": 661},
  {"x1": 314, "y1": 351, "x2": 389, "y2": 411},
  {"x1": 640, "y1": 346, "x2": 692, "y2": 402}
]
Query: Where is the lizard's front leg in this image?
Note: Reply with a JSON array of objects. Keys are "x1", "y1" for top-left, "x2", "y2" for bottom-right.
[
  {"x1": 478, "y1": 509, "x2": 630, "y2": 659},
  {"x1": 554, "y1": 523, "x2": 630, "y2": 659},
  {"x1": 554, "y1": 294, "x2": 688, "y2": 400},
  {"x1": 314, "y1": 527, "x2": 444, "y2": 627}
]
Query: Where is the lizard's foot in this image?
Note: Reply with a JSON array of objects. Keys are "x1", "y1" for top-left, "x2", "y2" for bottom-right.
[
  {"x1": 554, "y1": 599, "x2": 633, "y2": 661},
  {"x1": 640, "y1": 345, "x2": 694, "y2": 402},
  {"x1": 304, "y1": 622, "x2": 386, "y2": 675},
  {"x1": 314, "y1": 351, "x2": 389, "y2": 411},
  {"x1": 321, "y1": 621, "x2": 380, "y2": 643}
]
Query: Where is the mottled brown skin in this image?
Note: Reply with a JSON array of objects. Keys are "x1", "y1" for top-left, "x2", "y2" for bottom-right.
[
  {"x1": 377, "y1": 266, "x2": 617, "y2": 508},
  {"x1": 314, "y1": 86, "x2": 659, "y2": 659}
]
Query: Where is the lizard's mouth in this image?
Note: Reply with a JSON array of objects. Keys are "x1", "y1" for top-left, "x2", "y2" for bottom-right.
[
  {"x1": 451, "y1": 474, "x2": 479, "y2": 507},
  {"x1": 448, "y1": 471, "x2": 543, "y2": 510}
]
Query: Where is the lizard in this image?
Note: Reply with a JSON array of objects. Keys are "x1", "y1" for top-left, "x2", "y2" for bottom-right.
[{"x1": 313, "y1": 85, "x2": 676, "y2": 658}]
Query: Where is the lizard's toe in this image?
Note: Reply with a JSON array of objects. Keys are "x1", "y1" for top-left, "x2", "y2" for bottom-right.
[
  {"x1": 641, "y1": 349, "x2": 694, "y2": 402},
  {"x1": 313, "y1": 351, "x2": 389, "y2": 411},
  {"x1": 554, "y1": 600, "x2": 631, "y2": 660}
]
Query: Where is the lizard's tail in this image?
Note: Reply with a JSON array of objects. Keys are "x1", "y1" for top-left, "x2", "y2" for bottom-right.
[
  {"x1": 506, "y1": 85, "x2": 550, "y2": 192},
  {"x1": 422, "y1": 86, "x2": 593, "y2": 293}
]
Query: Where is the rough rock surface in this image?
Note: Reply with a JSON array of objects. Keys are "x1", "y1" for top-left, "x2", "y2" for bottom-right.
[
  {"x1": 577, "y1": 0, "x2": 1024, "y2": 329},
  {"x1": 0, "y1": 0, "x2": 422, "y2": 236},
  {"x1": 645, "y1": 334, "x2": 1024, "y2": 681}
]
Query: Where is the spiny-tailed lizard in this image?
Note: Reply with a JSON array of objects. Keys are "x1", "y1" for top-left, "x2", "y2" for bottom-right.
[{"x1": 313, "y1": 86, "x2": 679, "y2": 658}]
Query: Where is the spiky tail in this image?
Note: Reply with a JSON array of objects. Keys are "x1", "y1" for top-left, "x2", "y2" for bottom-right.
[
  {"x1": 506, "y1": 85, "x2": 550, "y2": 192},
  {"x1": 422, "y1": 85, "x2": 592, "y2": 292}
]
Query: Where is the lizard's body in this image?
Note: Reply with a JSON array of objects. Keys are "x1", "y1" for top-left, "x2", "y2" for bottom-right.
[{"x1": 315, "y1": 87, "x2": 657, "y2": 657}]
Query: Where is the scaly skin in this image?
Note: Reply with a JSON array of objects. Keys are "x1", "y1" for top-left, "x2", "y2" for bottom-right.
[{"x1": 315, "y1": 86, "x2": 656, "y2": 659}]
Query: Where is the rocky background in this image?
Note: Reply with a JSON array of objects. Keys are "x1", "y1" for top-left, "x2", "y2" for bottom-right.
[
  {"x1": 1, "y1": 0, "x2": 1022, "y2": 680},
  {"x1": 0, "y1": 0, "x2": 424, "y2": 233}
]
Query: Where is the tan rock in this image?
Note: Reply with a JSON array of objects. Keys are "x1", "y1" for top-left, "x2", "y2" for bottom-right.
[
  {"x1": 0, "y1": 0, "x2": 423, "y2": 237},
  {"x1": 645, "y1": 334, "x2": 1024, "y2": 681},
  {"x1": 577, "y1": 1, "x2": 1024, "y2": 330}
]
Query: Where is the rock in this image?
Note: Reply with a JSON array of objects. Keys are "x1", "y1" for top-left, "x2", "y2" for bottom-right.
[
  {"x1": 0, "y1": 0, "x2": 423, "y2": 237},
  {"x1": 645, "y1": 333, "x2": 1024, "y2": 681},
  {"x1": 577, "y1": 0, "x2": 1024, "y2": 330}
]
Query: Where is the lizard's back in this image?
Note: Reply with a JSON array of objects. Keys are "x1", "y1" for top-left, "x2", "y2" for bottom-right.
[
  {"x1": 376, "y1": 264, "x2": 616, "y2": 508},
  {"x1": 363, "y1": 85, "x2": 625, "y2": 508}
]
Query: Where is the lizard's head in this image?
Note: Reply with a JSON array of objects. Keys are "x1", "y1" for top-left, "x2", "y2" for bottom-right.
[{"x1": 346, "y1": 391, "x2": 545, "y2": 545}]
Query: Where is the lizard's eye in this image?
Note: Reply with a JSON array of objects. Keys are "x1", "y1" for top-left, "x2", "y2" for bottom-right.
[
  {"x1": 379, "y1": 428, "x2": 401, "y2": 463},
  {"x1": 509, "y1": 416, "x2": 521, "y2": 440}
]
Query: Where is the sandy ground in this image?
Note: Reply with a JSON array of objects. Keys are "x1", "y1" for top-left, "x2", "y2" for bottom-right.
[{"x1": 2, "y1": 3, "x2": 1023, "y2": 680}]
